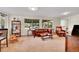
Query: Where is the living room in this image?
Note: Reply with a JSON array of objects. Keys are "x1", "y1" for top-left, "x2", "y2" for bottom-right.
[{"x1": 0, "y1": 7, "x2": 79, "y2": 52}]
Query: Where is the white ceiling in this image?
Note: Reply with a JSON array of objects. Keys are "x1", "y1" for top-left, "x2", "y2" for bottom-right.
[{"x1": 0, "y1": 7, "x2": 79, "y2": 18}]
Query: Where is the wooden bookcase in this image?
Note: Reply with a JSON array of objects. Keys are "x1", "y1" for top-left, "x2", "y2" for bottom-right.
[{"x1": 11, "y1": 21, "x2": 21, "y2": 37}]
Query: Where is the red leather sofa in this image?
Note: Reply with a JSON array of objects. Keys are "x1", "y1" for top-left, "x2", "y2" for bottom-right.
[{"x1": 32, "y1": 29, "x2": 52, "y2": 37}]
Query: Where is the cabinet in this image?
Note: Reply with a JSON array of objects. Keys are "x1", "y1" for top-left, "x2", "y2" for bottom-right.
[{"x1": 11, "y1": 21, "x2": 21, "y2": 37}]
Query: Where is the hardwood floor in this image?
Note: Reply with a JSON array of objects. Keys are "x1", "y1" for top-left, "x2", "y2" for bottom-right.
[{"x1": 1, "y1": 35, "x2": 65, "y2": 52}]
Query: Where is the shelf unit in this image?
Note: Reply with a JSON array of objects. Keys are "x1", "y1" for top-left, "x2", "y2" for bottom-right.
[{"x1": 11, "y1": 21, "x2": 21, "y2": 37}]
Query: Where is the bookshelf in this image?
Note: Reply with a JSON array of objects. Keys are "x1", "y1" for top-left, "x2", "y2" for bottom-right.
[{"x1": 11, "y1": 21, "x2": 21, "y2": 37}]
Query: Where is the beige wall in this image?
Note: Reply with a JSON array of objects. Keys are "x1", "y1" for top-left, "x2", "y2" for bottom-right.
[
  {"x1": 7, "y1": 15, "x2": 79, "y2": 36},
  {"x1": 66, "y1": 15, "x2": 79, "y2": 34},
  {"x1": 7, "y1": 16, "x2": 43, "y2": 36},
  {"x1": 53, "y1": 17, "x2": 61, "y2": 31},
  {"x1": 7, "y1": 16, "x2": 61, "y2": 36},
  {"x1": 6, "y1": 15, "x2": 78, "y2": 36}
]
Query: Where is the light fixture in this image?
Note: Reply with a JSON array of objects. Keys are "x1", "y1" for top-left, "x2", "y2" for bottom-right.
[
  {"x1": 0, "y1": 12, "x2": 7, "y2": 17},
  {"x1": 28, "y1": 7, "x2": 38, "y2": 11},
  {"x1": 62, "y1": 12, "x2": 70, "y2": 15}
]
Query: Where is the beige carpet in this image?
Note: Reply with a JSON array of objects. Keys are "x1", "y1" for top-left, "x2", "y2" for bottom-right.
[{"x1": 1, "y1": 35, "x2": 65, "y2": 52}]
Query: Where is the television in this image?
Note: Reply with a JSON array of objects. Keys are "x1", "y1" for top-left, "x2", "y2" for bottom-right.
[{"x1": 71, "y1": 25, "x2": 79, "y2": 36}]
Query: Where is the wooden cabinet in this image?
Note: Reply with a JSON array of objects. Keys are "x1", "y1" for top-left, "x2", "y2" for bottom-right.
[
  {"x1": 65, "y1": 35, "x2": 79, "y2": 52},
  {"x1": 11, "y1": 21, "x2": 21, "y2": 37}
]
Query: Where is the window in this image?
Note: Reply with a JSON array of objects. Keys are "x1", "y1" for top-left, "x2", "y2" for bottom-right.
[
  {"x1": 24, "y1": 19, "x2": 39, "y2": 29},
  {"x1": 42, "y1": 20, "x2": 53, "y2": 28},
  {"x1": 60, "y1": 19, "x2": 67, "y2": 30},
  {"x1": 60, "y1": 19, "x2": 66, "y2": 26},
  {"x1": 0, "y1": 17, "x2": 5, "y2": 28}
]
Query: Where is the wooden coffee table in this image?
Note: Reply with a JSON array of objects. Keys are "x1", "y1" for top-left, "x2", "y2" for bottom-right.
[{"x1": 41, "y1": 33, "x2": 53, "y2": 40}]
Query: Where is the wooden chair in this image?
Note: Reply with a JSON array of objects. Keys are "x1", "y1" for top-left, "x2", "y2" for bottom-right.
[{"x1": 0, "y1": 29, "x2": 8, "y2": 52}]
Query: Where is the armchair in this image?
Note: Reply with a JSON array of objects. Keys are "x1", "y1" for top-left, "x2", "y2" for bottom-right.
[{"x1": 56, "y1": 26, "x2": 66, "y2": 37}]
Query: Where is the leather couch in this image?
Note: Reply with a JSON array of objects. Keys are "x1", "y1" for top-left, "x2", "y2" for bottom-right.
[{"x1": 32, "y1": 29, "x2": 52, "y2": 37}]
